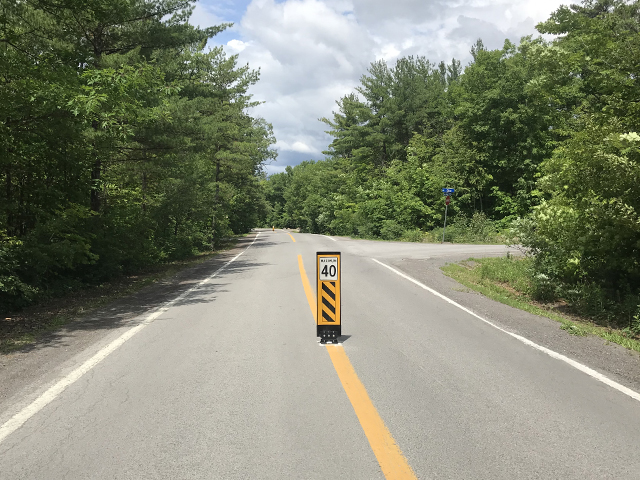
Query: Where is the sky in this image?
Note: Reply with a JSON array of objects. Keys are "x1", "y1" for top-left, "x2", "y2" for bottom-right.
[{"x1": 190, "y1": 0, "x2": 568, "y2": 174}]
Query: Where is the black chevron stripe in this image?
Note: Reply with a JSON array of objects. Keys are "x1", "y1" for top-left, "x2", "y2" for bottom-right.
[
  {"x1": 322, "y1": 310, "x2": 335, "y2": 322},
  {"x1": 322, "y1": 282, "x2": 335, "y2": 301},
  {"x1": 322, "y1": 296, "x2": 336, "y2": 314}
]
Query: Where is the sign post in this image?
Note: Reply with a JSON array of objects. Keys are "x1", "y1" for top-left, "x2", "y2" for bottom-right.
[
  {"x1": 316, "y1": 252, "x2": 341, "y2": 344},
  {"x1": 441, "y1": 188, "x2": 455, "y2": 244}
]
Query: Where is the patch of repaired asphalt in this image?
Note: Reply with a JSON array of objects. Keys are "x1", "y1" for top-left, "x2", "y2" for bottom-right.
[{"x1": 389, "y1": 255, "x2": 640, "y2": 395}]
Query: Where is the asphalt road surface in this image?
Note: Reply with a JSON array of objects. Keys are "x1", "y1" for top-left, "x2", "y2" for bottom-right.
[{"x1": 1, "y1": 230, "x2": 639, "y2": 479}]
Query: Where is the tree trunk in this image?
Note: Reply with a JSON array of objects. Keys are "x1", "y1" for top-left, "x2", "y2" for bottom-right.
[
  {"x1": 90, "y1": 120, "x2": 102, "y2": 212},
  {"x1": 211, "y1": 159, "x2": 221, "y2": 249},
  {"x1": 5, "y1": 167, "x2": 12, "y2": 236},
  {"x1": 90, "y1": 158, "x2": 101, "y2": 212},
  {"x1": 142, "y1": 171, "x2": 147, "y2": 213},
  {"x1": 18, "y1": 174, "x2": 25, "y2": 236}
]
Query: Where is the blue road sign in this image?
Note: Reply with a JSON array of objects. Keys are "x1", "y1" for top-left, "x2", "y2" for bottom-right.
[{"x1": 442, "y1": 188, "x2": 455, "y2": 194}]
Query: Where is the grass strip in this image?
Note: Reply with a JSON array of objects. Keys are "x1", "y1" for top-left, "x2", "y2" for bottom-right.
[
  {"x1": 1, "y1": 237, "x2": 244, "y2": 354},
  {"x1": 441, "y1": 258, "x2": 640, "y2": 354}
]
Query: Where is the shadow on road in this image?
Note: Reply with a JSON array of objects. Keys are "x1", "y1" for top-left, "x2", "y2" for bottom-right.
[
  {"x1": 5, "y1": 235, "x2": 267, "y2": 355},
  {"x1": 247, "y1": 240, "x2": 279, "y2": 249},
  {"x1": 173, "y1": 258, "x2": 269, "y2": 307}
]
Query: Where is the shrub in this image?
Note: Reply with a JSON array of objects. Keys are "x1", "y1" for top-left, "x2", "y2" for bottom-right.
[
  {"x1": 517, "y1": 121, "x2": 640, "y2": 293},
  {"x1": 380, "y1": 220, "x2": 405, "y2": 240},
  {"x1": 401, "y1": 229, "x2": 424, "y2": 242},
  {"x1": 631, "y1": 306, "x2": 640, "y2": 336},
  {"x1": 434, "y1": 212, "x2": 501, "y2": 243}
]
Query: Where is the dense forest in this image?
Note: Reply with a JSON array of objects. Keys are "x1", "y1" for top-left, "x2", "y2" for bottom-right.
[
  {"x1": 2, "y1": 0, "x2": 639, "y2": 324},
  {"x1": 263, "y1": 0, "x2": 640, "y2": 322},
  {"x1": 0, "y1": 0, "x2": 275, "y2": 310}
]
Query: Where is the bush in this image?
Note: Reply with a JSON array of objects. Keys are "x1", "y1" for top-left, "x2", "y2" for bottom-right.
[
  {"x1": 430, "y1": 212, "x2": 501, "y2": 243},
  {"x1": 631, "y1": 306, "x2": 640, "y2": 337},
  {"x1": 516, "y1": 121, "x2": 640, "y2": 292},
  {"x1": 401, "y1": 229, "x2": 424, "y2": 242},
  {"x1": 329, "y1": 210, "x2": 357, "y2": 237},
  {"x1": 380, "y1": 220, "x2": 405, "y2": 240},
  {"x1": 0, "y1": 235, "x2": 38, "y2": 312},
  {"x1": 530, "y1": 273, "x2": 557, "y2": 302}
]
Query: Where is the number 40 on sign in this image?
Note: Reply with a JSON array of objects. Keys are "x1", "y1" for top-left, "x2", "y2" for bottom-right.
[{"x1": 319, "y1": 257, "x2": 338, "y2": 280}]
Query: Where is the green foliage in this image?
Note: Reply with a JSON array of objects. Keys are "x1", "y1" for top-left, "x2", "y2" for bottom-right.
[
  {"x1": 536, "y1": 0, "x2": 640, "y2": 132},
  {"x1": 0, "y1": 234, "x2": 37, "y2": 310},
  {"x1": 519, "y1": 120, "x2": 640, "y2": 290},
  {"x1": 516, "y1": 0, "x2": 640, "y2": 315},
  {"x1": 321, "y1": 56, "x2": 452, "y2": 172},
  {"x1": 0, "y1": 1, "x2": 275, "y2": 312},
  {"x1": 477, "y1": 256, "x2": 534, "y2": 292},
  {"x1": 400, "y1": 229, "x2": 425, "y2": 243},
  {"x1": 431, "y1": 212, "x2": 502, "y2": 244},
  {"x1": 448, "y1": 39, "x2": 554, "y2": 219},
  {"x1": 631, "y1": 307, "x2": 640, "y2": 336},
  {"x1": 380, "y1": 220, "x2": 405, "y2": 240},
  {"x1": 466, "y1": 254, "x2": 553, "y2": 301},
  {"x1": 299, "y1": 39, "x2": 555, "y2": 241},
  {"x1": 260, "y1": 0, "x2": 640, "y2": 326},
  {"x1": 443, "y1": 256, "x2": 640, "y2": 350}
]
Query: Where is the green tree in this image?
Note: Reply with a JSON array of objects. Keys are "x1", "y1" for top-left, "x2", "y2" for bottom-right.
[
  {"x1": 520, "y1": 119, "x2": 640, "y2": 291},
  {"x1": 0, "y1": 1, "x2": 276, "y2": 310},
  {"x1": 515, "y1": 0, "x2": 640, "y2": 300},
  {"x1": 450, "y1": 39, "x2": 554, "y2": 221}
]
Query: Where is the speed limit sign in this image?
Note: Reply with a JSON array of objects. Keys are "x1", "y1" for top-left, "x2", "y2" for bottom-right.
[
  {"x1": 319, "y1": 257, "x2": 338, "y2": 280},
  {"x1": 316, "y1": 252, "x2": 341, "y2": 343}
]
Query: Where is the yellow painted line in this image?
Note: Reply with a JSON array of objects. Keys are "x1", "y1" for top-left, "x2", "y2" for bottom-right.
[
  {"x1": 287, "y1": 232, "x2": 296, "y2": 242},
  {"x1": 296, "y1": 255, "x2": 417, "y2": 480},
  {"x1": 326, "y1": 347, "x2": 417, "y2": 480},
  {"x1": 297, "y1": 255, "x2": 316, "y2": 322}
]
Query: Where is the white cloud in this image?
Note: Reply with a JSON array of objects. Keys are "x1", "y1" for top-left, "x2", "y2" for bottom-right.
[
  {"x1": 376, "y1": 44, "x2": 401, "y2": 62},
  {"x1": 191, "y1": 2, "x2": 226, "y2": 29},
  {"x1": 290, "y1": 141, "x2": 315, "y2": 153},
  {"x1": 226, "y1": 39, "x2": 249, "y2": 53},
  {"x1": 196, "y1": 0, "x2": 567, "y2": 174}
]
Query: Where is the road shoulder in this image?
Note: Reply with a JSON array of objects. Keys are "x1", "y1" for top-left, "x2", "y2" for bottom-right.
[{"x1": 390, "y1": 255, "x2": 640, "y2": 394}]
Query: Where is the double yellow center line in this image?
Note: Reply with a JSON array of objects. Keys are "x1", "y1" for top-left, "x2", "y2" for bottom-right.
[{"x1": 297, "y1": 255, "x2": 417, "y2": 480}]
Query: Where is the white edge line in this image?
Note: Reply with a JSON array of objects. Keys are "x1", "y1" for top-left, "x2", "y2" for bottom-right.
[
  {"x1": 0, "y1": 233, "x2": 261, "y2": 445},
  {"x1": 322, "y1": 235, "x2": 337, "y2": 242},
  {"x1": 371, "y1": 258, "x2": 640, "y2": 403}
]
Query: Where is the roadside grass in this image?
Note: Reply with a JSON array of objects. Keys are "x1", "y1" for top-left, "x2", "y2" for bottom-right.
[
  {"x1": 441, "y1": 256, "x2": 640, "y2": 354},
  {"x1": 328, "y1": 213, "x2": 508, "y2": 245},
  {"x1": 0, "y1": 237, "x2": 243, "y2": 354},
  {"x1": 422, "y1": 229, "x2": 507, "y2": 245},
  {"x1": 324, "y1": 227, "x2": 506, "y2": 245}
]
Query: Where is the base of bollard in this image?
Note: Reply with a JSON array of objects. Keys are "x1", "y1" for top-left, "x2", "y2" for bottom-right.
[{"x1": 317, "y1": 325, "x2": 341, "y2": 342}]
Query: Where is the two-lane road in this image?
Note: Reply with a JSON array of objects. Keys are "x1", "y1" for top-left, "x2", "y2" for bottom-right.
[{"x1": 1, "y1": 230, "x2": 639, "y2": 479}]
